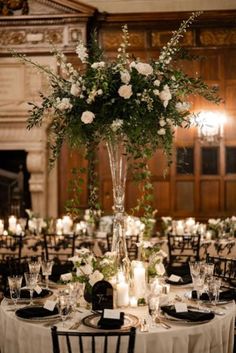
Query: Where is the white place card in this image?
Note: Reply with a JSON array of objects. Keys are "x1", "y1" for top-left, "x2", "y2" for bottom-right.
[
  {"x1": 175, "y1": 303, "x2": 188, "y2": 313},
  {"x1": 60, "y1": 273, "x2": 73, "y2": 281},
  {"x1": 34, "y1": 285, "x2": 42, "y2": 294},
  {"x1": 103, "y1": 309, "x2": 120, "y2": 320},
  {"x1": 43, "y1": 300, "x2": 57, "y2": 311},
  {"x1": 168, "y1": 274, "x2": 181, "y2": 282}
]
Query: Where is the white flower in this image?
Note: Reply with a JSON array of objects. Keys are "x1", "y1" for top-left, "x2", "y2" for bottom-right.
[
  {"x1": 81, "y1": 110, "x2": 95, "y2": 124},
  {"x1": 155, "y1": 262, "x2": 166, "y2": 276},
  {"x1": 175, "y1": 101, "x2": 190, "y2": 112},
  {"x1": 159, "y1": 119, "x2": 166, "y2": 127},
  {"x1": 134, "y1": 62, "x2": 153, "y2": 76},
  {"x1": 89, "y1": 270, "x2": 104, "y2": 286},
  {"x1": 159, "y1": 85, "x2": 172, "y2": 107},
  {"x1": 153, "y1": 89, "x2": 160, "y2": 96},
  {"x1": 158, "y1": 128, "x2": 166, "y2": 135},
  {"x1": 68, "y1": 255, "x2": 80, "y2": 263},
  {"x1": 91, "y1": 61, "x2": 105, "y2": 69},
  {"x1": 110, "y1": 119, "x2": 123, "y2": 132},
  {"x1": 56, "y1": 98, "x2": 72, "y2": 111},
  {"x1": 70, "y1": 83, "x2": 81, "y2": 97},
  {"x1": 75, "y1": 42, "x2": 88, "y2": 63},
  {"x1": 118, "y1": 84, "x2": 133, "y2": 99},
  {"x1": 154, "y1": 79, "x2": 160, "y2": 86},
  {"x1": 97, "y1": 89, "x2": 103, "y2": 95},
  {"x1": 120, "y1": 70, "x2": 131, "y2": 84}
]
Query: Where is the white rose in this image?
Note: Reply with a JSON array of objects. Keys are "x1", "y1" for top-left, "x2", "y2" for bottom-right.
[
  {"x1": 135, "y1": 62, "x2": 153, "y2": 76},
  {"x1": 118, "y1": 84, "x2": 133, "y2": 99},
  {"x1": 81, "y1": 110, "x2": 95, "y2": 124},
  {"x1": 120, "y1": 70, "x2": 131, "y2": 84},
  {"x1": 89, "y1": 270, "x2": 104, "y2": 286},
  {"x1": 70, "y1": 83, "x2": 81, "y2": 97},
  {"x1": 56, "y1": 98, "x2": 72, "y2": 111},
  {"x1": 158, "y1": 128, "x2": 166, "y2": 135},
  {"x1": 153, "y1": 89, "x2": 160, "y2": 96}
]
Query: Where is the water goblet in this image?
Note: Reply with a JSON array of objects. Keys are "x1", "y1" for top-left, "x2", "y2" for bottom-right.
[
  {"x1": 8, "y1": 275, "x2": 23, "y2": 307},
  {"x1": 28, "y1": 261, "x2": 41, "y2": 284},
  {"x1": 212, "y1": 277, "x2": 221, "y2": 305},
  {"x1": 189, "y1": 262, "x2": 201, "y2": 290},
  {"x1": 58, "y1": 292, "x2": 71, "y2": 327},
  {"x1": 148, "y1": 295, "x2": 159, "y2": 327},
  {"x1": 41, "y1": 261, "x2": 53, "y2": 289},
  {"x1": 24, "y1": 272, "x2": 38, "y2": 305}
]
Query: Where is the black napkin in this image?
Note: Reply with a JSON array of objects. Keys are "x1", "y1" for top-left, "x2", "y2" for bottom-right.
[
  {"x1": 15, "y1": 306, "x2": 59, "y2": 319},
  {"x1": 97, "y1": 311, "x2": 124, "y2": 329},
  {"x1": 5, "y1": 288, "x2": 52, "y2": 299},
  {"x1": 192, "y1": 289, "x2": 236, "y2": 301},
  {"x1": 166, "y1": 274, "x2": 192, "y2": 285},
  {"x1": 161, "y1": 305, "x2": 215, "y2": 322}
]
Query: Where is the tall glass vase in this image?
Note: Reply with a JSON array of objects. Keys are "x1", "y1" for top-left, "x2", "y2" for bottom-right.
[{"x1": 106, "y1": 135, "x2": 131, "y2": 281}]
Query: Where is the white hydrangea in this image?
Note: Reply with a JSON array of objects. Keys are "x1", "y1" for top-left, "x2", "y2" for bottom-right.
[
  {"x1": 56, "y1": 97, "x2": 72, "y2": 111},
  {"x1": 159, "y1": 119, "x2": 166, "y2": 127},
  {"x1": 81, "y1": 110, "x2": 95, "y2": 124},
  {"x1": 154, "y1": 79, "x2": 161, "y2": 86},
  {"x1": 118, "y1": 84, "x2": 133, "y2": 99}
]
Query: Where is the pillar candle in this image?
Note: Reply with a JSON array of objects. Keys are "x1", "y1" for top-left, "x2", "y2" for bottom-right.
[
  {"x1": 133, "y1": 261, "x2": 146, "y2": 299},
  {"x1": 8, "y1": 216, "x2": 17, "y2": 233},
  {"x1": 116, "y1": 272, "x2": 129, "y2": 307},
  {"x1": 0, "y1": 220, "x2": 4, "y2": 235}
]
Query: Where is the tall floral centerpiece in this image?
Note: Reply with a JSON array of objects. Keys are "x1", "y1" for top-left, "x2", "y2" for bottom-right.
[{"x1": 13, "y1": 12, "x2": 220, "y2": 277}]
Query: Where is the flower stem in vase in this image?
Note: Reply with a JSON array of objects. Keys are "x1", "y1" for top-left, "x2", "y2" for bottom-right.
[{"x1": 106, "y1": 135, "x2": 131, "y2": 281}]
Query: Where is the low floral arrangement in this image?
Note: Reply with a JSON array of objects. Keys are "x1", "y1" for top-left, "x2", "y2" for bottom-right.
[
  {"x1": 207, "y1": 216, "x2": 236, "y2": 239},
  {"x1": 69, "y1": 248, "x2": 117, "y2": 298},
  {"x1": 136, "y1": 240, "x2": 167, "y2": 279},
  {"x1": 12, "y1": 11, "x2": 221, "y2": 220}
]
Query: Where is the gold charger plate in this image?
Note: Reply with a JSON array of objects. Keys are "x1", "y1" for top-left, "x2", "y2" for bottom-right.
[{"x1": 82, "y1": 313, "x2": 140, "y2": 331}]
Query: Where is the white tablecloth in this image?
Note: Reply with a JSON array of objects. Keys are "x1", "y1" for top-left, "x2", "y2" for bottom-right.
[{"x1": 0, "y1": 285, "x2": 235, "y2": 353}]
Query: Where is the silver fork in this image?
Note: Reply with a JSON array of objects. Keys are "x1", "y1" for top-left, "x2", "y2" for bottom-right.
[{"x1": 155, "y1": 316, "x2": 171, "y2": 329}]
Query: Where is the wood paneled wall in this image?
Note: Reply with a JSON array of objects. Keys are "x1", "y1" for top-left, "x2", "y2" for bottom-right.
[{"x1": 58, "y1": 10, "x2": 236, "y2": 222}]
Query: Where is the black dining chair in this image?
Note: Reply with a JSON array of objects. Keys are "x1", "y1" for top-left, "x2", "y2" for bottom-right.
[
  {"x1": 43, "y1": 232, "x2": 76, "y2": 263},
  {"x1": 51, "y1": 326, "x2": 136, "y2": 353},
  {"x1": 206, "y1": 254, "x2": 236, "y2": 282},
  {"x1": 166, "y1": 233, "x2": 201, "y2": 277}
]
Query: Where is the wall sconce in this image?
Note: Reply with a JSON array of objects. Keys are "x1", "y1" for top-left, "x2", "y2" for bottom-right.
[{"x1": 193, "y1": 111, "x2": 226, "y2": 144}]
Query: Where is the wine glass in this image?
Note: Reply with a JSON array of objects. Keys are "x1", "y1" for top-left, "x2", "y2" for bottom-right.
[
  {"x1": 28, "y1": 260, "x2": 41, "y2": 284},
  {"x1": 41, "y1": 261, "x2": 53, "y2": 289},
  {"x1": 8, "y1": 275, "x2": 23, "y2": 307},
  {"x1": 24, "y1": 272, "x2": 38, "y2": 305},
  {"x1": 58, "y1": 292, "x2": 71, "y2": 327}
]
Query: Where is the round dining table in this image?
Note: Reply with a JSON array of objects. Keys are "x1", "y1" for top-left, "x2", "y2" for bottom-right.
[{"x1": 0, "y1": 284, "x2": 235, "y2": 353}]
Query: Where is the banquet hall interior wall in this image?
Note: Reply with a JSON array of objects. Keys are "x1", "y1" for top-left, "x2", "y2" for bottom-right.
[{"x1": 0, "y1": 1, "x2": 236, "y2": 226}]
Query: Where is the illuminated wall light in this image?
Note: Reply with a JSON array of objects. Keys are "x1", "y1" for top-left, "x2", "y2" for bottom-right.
[{"x1": 192, "y1": 111, "x2": 226, "y2": 143}]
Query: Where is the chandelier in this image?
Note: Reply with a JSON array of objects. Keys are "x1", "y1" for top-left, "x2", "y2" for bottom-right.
[{"x1": 193, "y1": 111, "x2": 226, "y2": 144}]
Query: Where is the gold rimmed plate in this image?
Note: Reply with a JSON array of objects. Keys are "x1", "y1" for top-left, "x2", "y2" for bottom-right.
[{"x1": 82, "y1": 313, "x2": 140, "y2": 331}]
